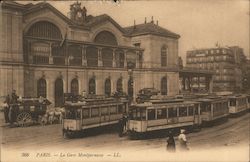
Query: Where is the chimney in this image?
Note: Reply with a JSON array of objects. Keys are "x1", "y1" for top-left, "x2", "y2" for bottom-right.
[
  {"x1": 144, "y1": 17, "x2": 147, "y2": 24},
  {"x1": 151, "y1": 16, "x2": 154, "y2": 23},
  {"x1": 157, "y1": 20, "x2": 158, "y2": 26},
  {"x1": 133, "y1": 20, "x2": 136, "y2": 29}
]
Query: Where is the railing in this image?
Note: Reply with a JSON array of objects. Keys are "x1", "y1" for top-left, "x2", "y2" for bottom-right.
[{"x1": 33, "y1": 56, "x2": 49, "y2": 64}]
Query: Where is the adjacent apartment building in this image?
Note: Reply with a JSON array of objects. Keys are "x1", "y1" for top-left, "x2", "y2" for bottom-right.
[{"x1": 186, "y1": 46, "x2": 246, "y2": 92}]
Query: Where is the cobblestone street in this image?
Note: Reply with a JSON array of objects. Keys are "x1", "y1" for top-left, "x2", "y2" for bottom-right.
[{"x1": 1, "y1": 112, "x2": 249, "y2": 162}]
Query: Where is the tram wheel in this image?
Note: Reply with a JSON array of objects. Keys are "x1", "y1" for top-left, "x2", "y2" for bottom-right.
[{"x1": 17, "y1": 112, "x2": 32, "y2": 127}]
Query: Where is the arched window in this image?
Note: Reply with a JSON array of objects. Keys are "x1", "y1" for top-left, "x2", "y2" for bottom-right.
[
  {"x1": 104, "y1": 78, "x2": 111, "y2": 96},
  {"x1": 161, "y1": 77, "x2": 167, "y2": 95},
  {"x1": 116, "y1": 78, "x2": 123, "y2": 92},
  {"x1": 94, "y1": 31, "x2": 118, "y2": 46},
  {"x1": 89, "y1": 78, "x2": 96, "y2": 94},
  {"x1": 26, "y1": 21, "x2": 62, "y2": 40},
  {"x1": 161, "y1": 46, "x2": 168, "y2": 67},
  {"x1": 71, "y1": 79, "x2": 79, "y2": 95},
  {"x1": 102, "y1": 48, "x2": 113, "y2": 67},
  {"x1": 86, "y1": 46, "x2": 98, "y2": 67},
  {"x1": 37, "y1": 78, "x2": 46, "y2": 98},
  {"x1": 25, "y1": 21, "x2": 62, "y2": 65},
  {"x1": 115, "y1": 49, "x2": 124, "y2": 68}
]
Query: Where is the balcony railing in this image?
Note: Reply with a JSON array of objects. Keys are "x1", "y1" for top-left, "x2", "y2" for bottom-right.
[{"x1": 33, "y1": 56, "x2": 49, "y2": 64}]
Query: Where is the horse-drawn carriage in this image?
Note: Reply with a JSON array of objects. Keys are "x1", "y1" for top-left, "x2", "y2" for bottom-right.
[{"x1": 8, "y1": 97, "x2": 51, "y2": 127}]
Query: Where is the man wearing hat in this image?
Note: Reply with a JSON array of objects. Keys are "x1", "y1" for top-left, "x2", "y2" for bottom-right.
[{"x1": 178, "y1": 129, "x2": 189, "y2": 151}]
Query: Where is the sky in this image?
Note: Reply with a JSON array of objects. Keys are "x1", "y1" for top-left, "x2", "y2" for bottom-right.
[{"x1": 19, "y1": 0, "x2": 250, "y2": 62}]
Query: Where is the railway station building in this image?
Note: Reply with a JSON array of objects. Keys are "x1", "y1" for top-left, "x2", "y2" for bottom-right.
[{"x1": 0, "y1": 1, "x2": 182, "y2": 106}]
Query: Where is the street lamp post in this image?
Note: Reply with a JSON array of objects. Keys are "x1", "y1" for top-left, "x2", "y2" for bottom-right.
[{"x1": 66, "y1": 55, "x2": 74, "y2": 94}]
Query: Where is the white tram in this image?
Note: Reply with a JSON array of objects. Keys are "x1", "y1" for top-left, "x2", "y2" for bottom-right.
[
  {"x1": 227, "y1": 95, "x2": 248, "y2": 115},
  {"x1": 197, "y1": 96, "x2": 229, "y2": 124},
  {"x1": 128, "y1": 101, "x2": 201, "y2": 136},
  {"x1": 62, "y1": 97, "x2": 128, "y2": 137}
]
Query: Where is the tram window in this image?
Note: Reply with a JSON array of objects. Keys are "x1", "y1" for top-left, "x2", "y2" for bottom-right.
[
  {"x1": 188, "y1": 107, "x2": 194, "y2": 116},
  {"x1": 136, "y1": 109, "x2": 140, "y2": 118},
  {"x1": 147, "y1": 109, "x2": 156, "y2": 120},
  {"x1": 101, "y1": 107, "x2": 109, "y2": 115},
  {"x1": 230, "y1": 99, "x2": 236, "y2": 106},
  {"x1": 131, "y1": 108, "x2": 146, "y2": 120},
  {"x1": 168, "y1": 108, "x2": 177, "y2": 118},
  {"x1": 110, "y1": 106, "x2": 117, "y2": 114},
  {"x1": 201, "y1": 103, "x2": 211, "y2": 112},
  {"x1": 179, "y1": 107, "x2": 187, "y2": 117},
  {"x1": 141, "y1": 109, "x2": 146, "y2": 120},
  {"x1": 157, "y1": 109, "x2": 167, "y2": 119},
  {"x1": 194, "y1": 104, "x2": 199, "y2": 115},
  {"x1": 118, "y1": 105, "x2": 124, "y2": 114},
  {"x1": 91, "y1": 108, "x2": 99, "y2": 117},
  {"x1": 131, "y1": 109, "x2": 136, "y2": 120},
  {"x1": 76, "y1": 109, "x2": 81, "y2": 119},
  {"x1": 82, "y1": 109, "x2": 90, "y2": 118},
  {"x1": 65, "y1": 109, "x2": 76, "y2": 119}
]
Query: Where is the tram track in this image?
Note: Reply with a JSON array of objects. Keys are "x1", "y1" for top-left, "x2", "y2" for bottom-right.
[{"x1": 1, "y1": 113, "x2": 249, "y2": 151}]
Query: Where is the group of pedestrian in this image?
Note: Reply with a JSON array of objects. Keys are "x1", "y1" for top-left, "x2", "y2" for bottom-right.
[
  {"x1": 166, "y1": 129, "x2": 189, "y2": 152},
  {"x1": 3, "y1": 90, "x2": 19, "y2": 126}
]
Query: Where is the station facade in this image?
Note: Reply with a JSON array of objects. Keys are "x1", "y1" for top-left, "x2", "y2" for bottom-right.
[{"x1": 0, "y1": 1, "x2": 181, "y2": 106}]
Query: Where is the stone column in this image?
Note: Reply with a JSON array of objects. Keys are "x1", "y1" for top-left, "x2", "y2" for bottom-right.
[
  {"x1": 209, "y1": 76, "x2": 214, "y2": 93},
  {"x1": 136, "y1": 51, "x2": 140, "y2": 68},
  {"x1": 112, "y1": 49, "x2": 116, "y2": 68},
  {"x1": 124, "y1": 50, "x2": 127, "y2": 68},
  {"x1": 49, "y1": 43, "x2": 53, "y2": 64}
]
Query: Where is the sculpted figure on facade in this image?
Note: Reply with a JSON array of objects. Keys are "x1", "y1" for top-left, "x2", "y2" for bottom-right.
[{"x1": 69, "y1": 2, "x2": 87, "y2": 24}]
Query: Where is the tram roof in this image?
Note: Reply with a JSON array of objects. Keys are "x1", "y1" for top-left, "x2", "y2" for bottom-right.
[
  {"x1": 131, "y1": 100, "x2": 199, "y2": 109},
  {"x1": 64, "y1": 99, "x2": 125, "y2": 107},
  {"x1": 197, "y1": 95, "x2": 228, "y2": 101},
  {"x1": 226, "y1": 94, "x2": 248, "y2": 99}
]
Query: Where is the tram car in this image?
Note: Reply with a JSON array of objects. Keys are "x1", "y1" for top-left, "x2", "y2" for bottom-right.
[
  {"x1": 128, "y1": 100, "x2": 201, "y2": 138},
  {"x1": 62, "y1": 97, "x2": 128, "y2": 137},
  {"x1": 197, "y1": 96, "x2": 229, "y2": 125},
  {"x1": 10, "y1": 97, "x2": 51, "y2": 127},
  {"x1": 227, "y1": 95, "x2": 248, "y2": 115}
]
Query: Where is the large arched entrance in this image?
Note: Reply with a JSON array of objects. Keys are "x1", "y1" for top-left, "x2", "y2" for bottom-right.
[
  {"x1": 161, "y1": 77, "x2": 168, "y2": 95},
  {"x1": 71, "y1": 78, "x2": 79, "y2": 95},
  {"x1": 37, "y1": 78, "x2": 47, "y2": 98},
  {"x1": 104, "y1": 78, "x2": 111, "y2": 96},
  {"x1": 55, "y1": 78, "x2": 64, "y2": 107}
]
